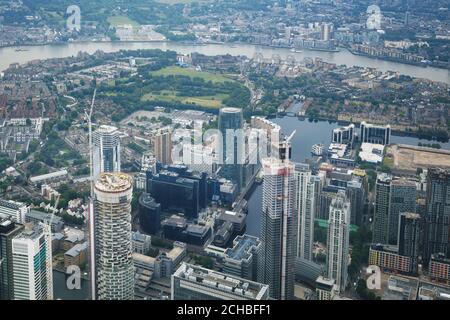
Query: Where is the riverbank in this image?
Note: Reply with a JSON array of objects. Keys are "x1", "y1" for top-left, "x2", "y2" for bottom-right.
[{"x1": 1, "y1": 40, "x2": 449, "y2": 84}]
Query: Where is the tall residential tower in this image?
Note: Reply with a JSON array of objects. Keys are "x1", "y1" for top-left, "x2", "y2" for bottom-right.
[
  {"x1": 94, "y1": 172, "x2": 134, "y2": 300},
  {"x1": 326, "y1": 190, "x2": 350, "y2": 293},
  {"x1": 258, "y1": 135, "x2": 297, "y2": 300}
]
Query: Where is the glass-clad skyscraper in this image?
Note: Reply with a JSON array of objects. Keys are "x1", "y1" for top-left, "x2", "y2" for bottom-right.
[
  {"x1": 93, "y1": 125, "x2": 121, "y2": 179},
  {"x1": 218, "y1": 107, "x2": 244, "y2": 192}
]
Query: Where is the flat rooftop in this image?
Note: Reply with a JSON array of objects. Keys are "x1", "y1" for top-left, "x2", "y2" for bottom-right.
[
  {"x1": 174, "y1": 262, "x2": 268, "y2": 300},
  {"x1": 225, "y1": 234, "x2": 260, "y2": 261}
]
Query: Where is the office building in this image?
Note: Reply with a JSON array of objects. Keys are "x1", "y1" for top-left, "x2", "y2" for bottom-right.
[
  {"x1": 138, "y1": 193, "x2": 161, "y2": 235},
  {"x1": 331, "y1": 124, "x2": 354, "y2": 146},
  {"x1": 25, "y1": 210, "x2": 64, "y2": 233},
  {"x1": 373, "y1": 174, "x2": 417, "y2": 245},
  {"x1": 131, "y1": 231, "x2": 151, "y2": 255},
  {"x1": 316, "y1": 276, "x2": 337, "y2": 300},
  {"x1": 172, "y1": 263, "x2": 269, "y2": 300},
  {"x1": 0, "y1": 217, "x2": 24, "y2": 300},
  {"x1": 359, "y1": 121, "x2": 391, "y2": 145},
  {"x1": 94, "y1": 173, "x2": 134, "y2": 300},
  {"x1": 326, "y1": 191, "x2": 350, "y2": 293},
  {"x1": 154, "y1": 128, "x2": 172, "y2": 165},
  {"x1": 424, "y1": 168, "x2": 450, "y2": 266},
  {"x1": 295, "y1": 258, "x2": 326, "y2": 288},
  {"x1": 218, "y1": 107, "x2": 244, "y2": 192},
  {"x1": 161, "y1": 215, "x2": 211, "y2": 246},
  {"x1": 147, "y1": 167, "x2": 206, "y2": 219},
  {"x1": 12, "y1": 222, "x2": 53, "y2": 300},
  {"x1": 92, "y1": 125, "x2": 121, "y2": 179},
  {"x1": 258, "y1": 142, "x2": 297, "y2": 300},
  {"x1": 398, "y1": 212, "x2": 420, "y2": 274},
  {"x1": 294, "y1": 163, "x2": 315, "y2": 261},
  {"x1": 222, "y1": 234, "x2": 261, "y2": 282},
  {"x1": 0, "y1": 199, "x2": 27, "y2": 223}
]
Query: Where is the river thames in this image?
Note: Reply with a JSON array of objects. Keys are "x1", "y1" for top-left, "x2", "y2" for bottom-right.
[{"x1": 1, "y1": 41, "x2": 449, "y2": 84}]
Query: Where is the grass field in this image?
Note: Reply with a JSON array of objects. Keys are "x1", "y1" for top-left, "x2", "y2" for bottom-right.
[
  {"x1": 141, "y1": 90, "x2": 228, "y2": 109},
  {"x1": 107, "y1": 15, "x2": 140, "y2": 27},
  {"x1": 151, "y1": 66, "x2": 233, "y2": 84}
]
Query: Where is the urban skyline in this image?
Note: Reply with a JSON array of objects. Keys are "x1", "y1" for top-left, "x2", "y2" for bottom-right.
[{"x1": 0, "y1": 0, "x2": 449, "y2": 307}]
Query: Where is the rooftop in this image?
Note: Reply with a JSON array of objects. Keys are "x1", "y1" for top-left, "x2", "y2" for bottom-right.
[
  {"x1": 225, "y1": 234, "x2": 260, "y2": 262},
  {"x1": 94, "y1": 172, "x2": 133, "y2": 193},
  {"x1": 173, "y1": 262, "x2": 268, "y2": 299}
]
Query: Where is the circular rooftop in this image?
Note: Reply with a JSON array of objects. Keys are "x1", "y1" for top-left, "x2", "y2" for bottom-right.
[
  {"x1": 94, "y1": 172, "x2": 132, "y2": 193},
  {"x1": 220, "y1": 107, "x2": 241, "y2": 113}
]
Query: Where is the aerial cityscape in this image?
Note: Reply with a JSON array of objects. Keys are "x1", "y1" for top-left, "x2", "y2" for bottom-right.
[{"x1": 0, "y1": 0, "x2": 449, "y2": 308}]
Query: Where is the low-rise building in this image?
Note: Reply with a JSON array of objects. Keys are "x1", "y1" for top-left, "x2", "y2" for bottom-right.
[
  {"x1": 64, "y1": 242, "x2": 87, "y2": 268},
  {"x1": 429, "y1": 253, "x2": 450, "y2": 284},
  {"x1": 171, "y1": 262, "x2": 269, "y2": 300},
  {"x1": 369, "y1": 244, "x2": 413, "y2": 274}
]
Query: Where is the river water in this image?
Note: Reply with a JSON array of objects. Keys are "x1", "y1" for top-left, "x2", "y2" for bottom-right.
[{"x1": 0, "y1": 41, "x2": 449, "y2": 84}]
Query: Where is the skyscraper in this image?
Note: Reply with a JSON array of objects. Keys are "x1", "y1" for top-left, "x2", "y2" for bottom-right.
[
  {"x1": 373, "y1": 174, "x2": 417, "y2": 245},
  {"x1": 424, "y1": 168, "x2": 450, "y2": 266},
  {"x1": 326, "y1": 190, "x2": 350, "y2": 293},
  {"x1": 92, "y1": 125, "x2": 121, "y2": 179},
  {"x1": 0, "y1": 216, "x2": 24, "y2": 300},
  {"x1": 138, "y1": 193, "x2": 161, "y2": 235},
  {"x1": 389, "y1": 178, "x2": 417, "y2": 245},
  {"x1": 218, "y1": 107, "x2": 244, "y2": 192},
  {"x1": 11, "y1": 222, "x2": 53, "y2": 300},
  {"x1": 398, "y1": 212, "x2": 421, "y2": 274},
  {"x1": 94, "y1": 172, "x2": 134, "y2": 300},
  {"x1": 373, "y1": 173, "x2": 391, "y2": 244},
  {"x1": 294, "y1": 163, "x2": 315, "y2": 261},
  {"x1": 154, "y1": 128, "x2": 173, "y2": 165},
  {"x1": 258, "y1": 137, "x2": 297, "y2": 300}
]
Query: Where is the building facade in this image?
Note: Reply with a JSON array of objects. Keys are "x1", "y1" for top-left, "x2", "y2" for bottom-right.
[
  {"x1": 12, "y1": 222, "x2": 53, "y2": 300},
  {"x1": 398, "y1": 212, "x2": 421, "y2": 274},
  {"x1": 360, "y1": 121, "x2": 391, "y2": 145},
  {"x1": 0, "y1": 217, "x2": 24, "y2": 300},
  {"x1": 294, "y1": 163, "x2": 315, "y2": 261},
  {"x1": 172, "y1": 263, "x2": 269, "y2": 300},
  {"x1": 258, "y1": 153, "x2": 297, "y2": 300},
  {"x1": 138, "y1": 193, "x2": 161, "y2": 235},
  {"x1": 326, "y1": 191, "x2": 350, "y2": 293},
  {"x1": 94, "y1": 173, "x2": 134, "y2": 300},
  {"x1": 154, "y1": 127, "x2": 173, "y2": 165},
  {"x1": 0, "y1": 199, "x2": 28, "y2": 224},
  {"x1": 92, "y1": 125, "x2": 121, "y2": 179},
  {"x1": 218, "y1": 107, "x2": 244, "y2": 192},
  {"x1": 424, "y1": 168, "x2": 450, "y2": 266},
  {"x1": 373, "y1": 174, "x2": 417, "y2": 245}
]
